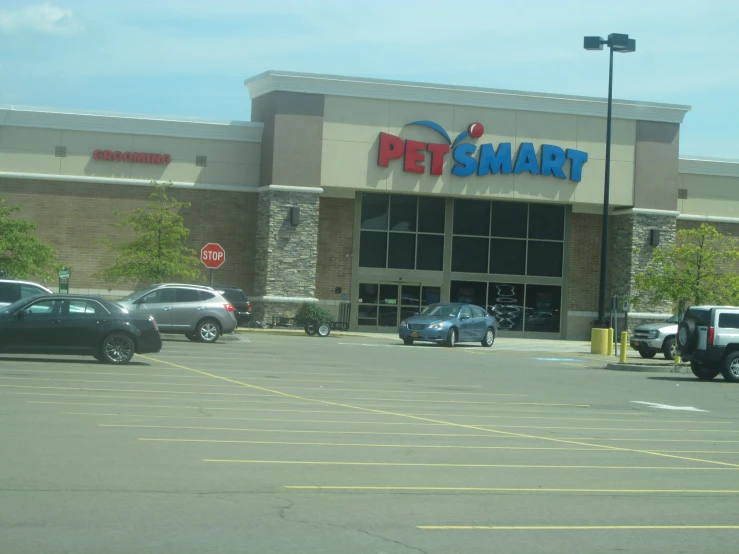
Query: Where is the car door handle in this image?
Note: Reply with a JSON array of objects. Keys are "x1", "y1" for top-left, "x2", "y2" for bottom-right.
[
  {"x1": 163, "y1": 307, "x2": 172, "y2": 311},
  {"x1": 197, "y1": 307, "x2": 205, "y2": 311}
]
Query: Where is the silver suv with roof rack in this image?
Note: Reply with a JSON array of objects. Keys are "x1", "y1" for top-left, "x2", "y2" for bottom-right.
[
  {"x1": 677, "y1": 306, "x2": 739, "y2": 382},
  {"x1": 0, "y1": 279, "x2": 53, "y2": 309},
  {"x1": 116, "y1": 283, "x2": 237, "y2": 343}
]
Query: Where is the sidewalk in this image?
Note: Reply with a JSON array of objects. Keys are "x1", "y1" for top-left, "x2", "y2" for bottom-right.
[{"x1": 235, "y1": 327, "x2": 679, "y2": 370}]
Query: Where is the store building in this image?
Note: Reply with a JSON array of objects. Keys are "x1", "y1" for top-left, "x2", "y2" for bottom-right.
[{"x1": 1, "y1": 71, "x2": 738, "y2": 339}]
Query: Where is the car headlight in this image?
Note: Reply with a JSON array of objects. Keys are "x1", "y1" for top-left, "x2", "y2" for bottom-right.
[
  {"x1": 647, "y1": 330, "x2": 659, "y2": 339},
  {"x1": 428, "y1": 322, "x2": 447, "y2": 329}
]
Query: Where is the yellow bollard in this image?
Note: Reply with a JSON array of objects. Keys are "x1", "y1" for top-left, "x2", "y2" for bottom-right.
[
  {"x1": 675, "y1": 354, "x2": 682, "y2": 365},
  {"x1": 607, "y1": 328, "x2": 614, "y2": 356},
  {"x1": 590, "y1": 328, "x2": 609, "y2": 355},
  {"x1": 620, "y1": 331, "x2": 628, "y2": 363}
]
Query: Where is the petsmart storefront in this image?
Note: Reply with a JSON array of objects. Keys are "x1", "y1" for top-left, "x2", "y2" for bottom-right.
[{"x1": 5, "y1": 71, "x2": 738, "y2": 339}]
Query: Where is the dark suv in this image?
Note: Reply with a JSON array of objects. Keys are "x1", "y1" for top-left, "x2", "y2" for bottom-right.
[
  {"x1": 677, "y1": 306, "x2": 739, "y2": 382},
  {"x1": 214, "y1": 286, "x2": 252, "y2": 327}
]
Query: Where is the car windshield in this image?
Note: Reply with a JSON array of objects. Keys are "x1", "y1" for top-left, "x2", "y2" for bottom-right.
[
  {"x1": 420, "y1": 304, "x2": 460, "y2": 318},
  {"x1": 0, "y1": 298, "x2": 27, "y2": 314}
]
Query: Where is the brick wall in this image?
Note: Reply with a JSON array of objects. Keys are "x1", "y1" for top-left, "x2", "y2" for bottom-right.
[
  {"x1": 0, "y1": 178, "x2": 257, "y2": 293},
  {"x1": 567, "y1": 213, "x2": 601, "y2": 312},
  {"x1": 315, "y1": 197, "x2": 354, "y2": 300}
]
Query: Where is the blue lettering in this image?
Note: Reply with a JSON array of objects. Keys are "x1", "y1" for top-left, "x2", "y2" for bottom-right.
[
  {"x1": 540, "y1": 144, "x2": 566, "y2": 179},
  {"x1": 566, "y1": 149, "x2": 588, "y2": 182},
  {"x1": 477, "y1": 143, "x2": 512, "y2": 176},
  {"x1": 513, "y1": 142, "x2": 540, "y2": 175},
  {"x1": 451, "y1": 143, "x2": 477, "y2": 177}
]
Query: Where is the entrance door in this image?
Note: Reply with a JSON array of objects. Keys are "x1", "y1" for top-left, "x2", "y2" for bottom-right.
[{"x1": 357, "y1": 283, "x2": 441, "y2": 330}]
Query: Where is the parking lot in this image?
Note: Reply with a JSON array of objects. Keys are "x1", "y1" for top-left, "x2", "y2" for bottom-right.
[{"x1": 2, "y1": 332, "x2": 739, "y2": 554}]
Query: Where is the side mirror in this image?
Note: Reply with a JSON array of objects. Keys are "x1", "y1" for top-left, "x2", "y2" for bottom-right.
[
  {"x1": 17, "y1": 309, "x2": 27, "y2": 320},
  {"x1": 134, "y1": 298, "x2": 146, "y2": 305}
]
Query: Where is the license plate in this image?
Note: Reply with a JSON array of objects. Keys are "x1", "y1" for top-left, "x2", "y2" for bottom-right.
[
  {"x1": 410, "y1": 332, "x2": 419, "y2": 338},
  {"x1": 632, "y1": 341, "x2": 639, "y2": 347}
]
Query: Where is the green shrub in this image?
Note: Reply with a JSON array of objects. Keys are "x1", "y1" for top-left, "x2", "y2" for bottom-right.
[{"x1": 295, "y1": 302, "x2": 334, "y2": 327}]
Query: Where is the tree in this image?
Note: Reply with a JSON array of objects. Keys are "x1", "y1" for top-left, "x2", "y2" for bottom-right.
[
  {"x1": 0, "y1": 200, "x2": 59, "y2": 280},
  {"x1": 96, "y1": 181, "x2": 202, "y2": 285},
  {"x1": 634, "y1": 223, "x2": 739, "y2": 309}
]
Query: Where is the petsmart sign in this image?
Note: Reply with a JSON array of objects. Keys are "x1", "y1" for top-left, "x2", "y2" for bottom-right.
[{"x1": 378, "y1": 121, "x2": 588, "y2": 182}]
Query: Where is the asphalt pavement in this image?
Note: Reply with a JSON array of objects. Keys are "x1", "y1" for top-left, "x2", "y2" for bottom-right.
[{"x1": 1, "y1": 332, "x2": 738, "y2": 554}]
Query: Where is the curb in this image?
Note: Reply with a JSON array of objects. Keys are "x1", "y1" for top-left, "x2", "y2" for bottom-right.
[
  {"x1": 233, "y1": 328, "x2": 379, "y2": 339},
  {"x1": 605, "y1": 363, "x2": 690, "y2": 374}
]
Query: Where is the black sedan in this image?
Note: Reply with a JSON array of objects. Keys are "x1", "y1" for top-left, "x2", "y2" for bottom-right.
[{"x1": 0, "y1": 294, "x2": 162, "y2": 364}]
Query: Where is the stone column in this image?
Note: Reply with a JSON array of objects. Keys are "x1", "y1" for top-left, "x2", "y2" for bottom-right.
[
  {"x1": 252, "y1": 185, "x2": 321, "y2": 325},
  {"x1": 608, "y1": 209, "x2": 677, "y2": 330}
]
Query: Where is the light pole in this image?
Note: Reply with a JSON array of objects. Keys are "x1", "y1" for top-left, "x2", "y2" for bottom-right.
[{"x1": 584, "y1": 33, "x2": 636, "y2": 327}]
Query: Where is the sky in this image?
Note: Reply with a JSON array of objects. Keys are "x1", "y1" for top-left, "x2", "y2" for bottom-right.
[{"x1": 1, "y1": 0, "x2": 738, "y2": 159}]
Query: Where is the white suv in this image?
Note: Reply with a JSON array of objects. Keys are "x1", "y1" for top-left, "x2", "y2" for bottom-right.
[
  {"x1": 677, "y1": 306, "x2": 739, "y2": 382},
  {"x1": 0, "y1": 279, "x2": 53, "y2": 309}
]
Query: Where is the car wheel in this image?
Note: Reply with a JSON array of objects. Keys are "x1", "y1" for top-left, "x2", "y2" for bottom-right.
[
  {"x1": 662, "y1": 337, "x2": 676, "y2": 361},
  {"x1": 101, "y1": 332, "x2": 135, "y2": 364},
  {"x1": 639, "y1": 349, "x2": 656, "y2": 359},
  {"x1": 196, "y1": 319, "x2": 221, "y2": 343},
  {"x1": 444, "y1": 328, "x2": 457, "y2": 348},
  {"x1": 691, "y1": 361, "x2": 720, "y2": 381},
  {"x1": 481, "y1": 327, "x2": 495, "y2": 347},
  {"x1": 677, "y1": 320, "x2": 696, "y2": 354},
  {"x1": 185, "y1": 333, "x2": 199, "y2": 343},
  {"x1": 317, "y1": 324, "x2": 331, "y2": 337},
  {"x1": 720, "y1": 351, "x2": 739, "y2": 383},
  {"x1": 403, "y1": 339, "x2": 414, "y2": 346},
  {"x1": 305, "y1": 325, "x2": 317, "y2": 336}
]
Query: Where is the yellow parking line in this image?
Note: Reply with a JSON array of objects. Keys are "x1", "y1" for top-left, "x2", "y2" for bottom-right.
[
  {"x1": 203, "y1": 459, "x2": 737, "y2": 470},
  {"x1": 139, "y1": 355, "x2": 739, "y2": 469},
  {"x1": 0, "y1": 384, "x2": 313, "y2": 400},
  {"x1": 138, "y1": 438, "x2": 606, "y2": 450},
  {"x1": 286, "y1": 486, "x2": 739, "y2": 494},
  {"x1": 417, "y1": 525, "x2": 739, "y2": 530}
]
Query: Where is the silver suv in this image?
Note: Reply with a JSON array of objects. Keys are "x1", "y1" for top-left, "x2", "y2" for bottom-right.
[
  {"x1": 0, "y1": 279, "x2": 53, "y2": 309},
  {"x1": 117, "y1": 284, "x2": 237, "y2": 343},
  {"x1": 677, "y1": 306, "x2": 739, "y2": 382},
  {"x1": 630, "y1": 314, "x2": 678, "y2": 360}
]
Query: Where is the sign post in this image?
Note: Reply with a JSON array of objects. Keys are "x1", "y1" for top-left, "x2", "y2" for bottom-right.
[
  {"x1": 200, "y1": 243, "x2": 226, "y2": 287},
  {"x1": 58, "y1": 266, "x2": 71, "y2": 294}
]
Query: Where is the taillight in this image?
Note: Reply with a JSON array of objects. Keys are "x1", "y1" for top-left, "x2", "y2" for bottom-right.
[
  {"x1": 246, "y1": 302, "x2": 252, "y2": 312},
  {"x1": 224, "y1": 303, "x2": 235, "y2": 312},
  {"x1": 708, "y1": 327, "x2": 715, "y2": 346}
]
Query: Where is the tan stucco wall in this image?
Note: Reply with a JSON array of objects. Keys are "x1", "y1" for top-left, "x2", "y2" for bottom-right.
[
  {"x1": 678, "y1": 173, "x2": 739, "y2": 218},
  {"x1": 320, "y1": 95, "x2": 636, "y2": 206},
  {"x1": 0, "y1": 126, "x2": 260, "y2": 187}
]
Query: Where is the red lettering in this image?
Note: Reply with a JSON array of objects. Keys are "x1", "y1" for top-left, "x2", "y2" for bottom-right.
[
  {"x1": 123, "y1": 152, "x2": 133, "y2": 162},
  {"x1": 377, "y1": 132, "x2": 404, "y2": 167},
  {"x1": 93, "y1": 149, "x2": 103, "y2": 160},
  {"x1": 427, "y1": 143, "x2": 450, "y2": 176},
  {"x1": 133, "y1": 152, "x2": 145, "y2": 163},
  {"x1": 162, "y1": 154, "x2": 171, "y2": 165},
  {"x1": 403, "y1": 140, "x2": 426, "y2": 174},
  {"x1": 150, "y1": 154, "x2": 162, "y2": 164},
  {"x1": 103, "y1": 150, "x2": 113, "y2": 161},
  {"x1": 146, "y1": 154, "x2": 152, "y2": 163},
  {"x1": 113, "y1": 151, "x2": 123, "y2": 161}
]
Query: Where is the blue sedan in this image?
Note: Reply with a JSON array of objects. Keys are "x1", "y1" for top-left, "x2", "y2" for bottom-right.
[{"x1": 398, "y1": 303, "x2": 497, "y2": 347}]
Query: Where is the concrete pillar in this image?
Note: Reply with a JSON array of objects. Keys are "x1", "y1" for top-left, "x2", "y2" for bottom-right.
[{"x1": 252, "y1": 185, "x2": 321, "y2": 325}]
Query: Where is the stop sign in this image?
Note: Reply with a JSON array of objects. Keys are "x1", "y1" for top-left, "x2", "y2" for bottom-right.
[{"x1": 201, "y1": 243, "x2": 226, "y2": 269}]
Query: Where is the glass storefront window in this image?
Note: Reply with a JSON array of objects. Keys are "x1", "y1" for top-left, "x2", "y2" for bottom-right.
[
  {"x1": 452, "y1": 237, "x2": 488, "y2": 273},
  {"x1": 453, "y1": 199, "x2": 490, "y2": 236},
  {"x1": 450, "y1": 280, "x2": 487, "y2": 308},
  {"x1": 390, "y1": 195, "x2": 417, "y2": 232},
  {"x1": 525, "y1": 284, "x2": 561, "y2": 333},
  {"x1": 358, "y1": 304, "x2": 378, "y2": 326},
  {"x1": 379, "y1": 284, "x2": 398, "y2": 305},
  {"x1": 418, "y1": 197, "x2": 446, "y2": 233},
  {"x1": 489, "y1": 238, "x2": 526, "y2": 275},
  {"x1": 417, "y1": 234, "x2": 444, "y2": 271},
  {"x1": 421, "y1": 286, "x2": 441, "y2": 306},
  {"x1": 358, "y1": 283, "x2": 379, "y2": 304},
  {"x1": 388, "y1": 233, "x2": 416, "y2": 269},
  {"x1": 528, "y1": 204, "x2": 565, "y2": 241},
  {"x1": 361, "y1": 193, "x2": 389, "y2": 230},
  {"x1": 488, "y1": 282, "x2": 524, "y2": 331},
  {"x1": 359, "y1": 231, "x2": 387, "y2": 268},
  {"x1": 526, "y1": 241, "x2": 563, "y2": 277},
  {"x1": 490, "y1": 201, "x2": 527, "y2": 238}
]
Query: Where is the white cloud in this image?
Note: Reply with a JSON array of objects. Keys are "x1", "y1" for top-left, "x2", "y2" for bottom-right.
[{"x1": 0, "y1": 3, "x2": 79, "y2": 34}]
